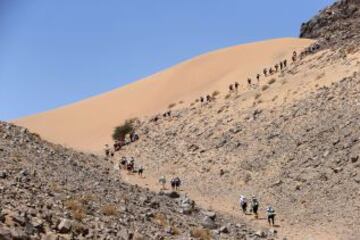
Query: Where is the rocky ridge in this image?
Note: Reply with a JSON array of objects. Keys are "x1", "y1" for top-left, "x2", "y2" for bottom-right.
[{"x1": 300, "y1": 0, "x2": 360, "y2": 50}]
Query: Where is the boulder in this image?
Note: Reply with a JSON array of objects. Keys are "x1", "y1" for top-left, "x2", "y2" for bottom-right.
[
  {"x1": 201, "y1": 216, "x2": 217, "y2": 229},
  {"x1": 57, "y1": 219, "x2": 72, "y2": 234}
]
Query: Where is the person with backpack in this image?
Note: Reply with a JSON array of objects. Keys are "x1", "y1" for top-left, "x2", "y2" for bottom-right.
[
  {"x1": 104, "y1": 144, "x2": 110, "y2": 157},
  {"x1": 263, "y1": 68, "x2": 268, "y2": 77},
  {"x1": 171, "y1": 177, "x2": 181, "y2": 191},
  {"x1": 159, "y1": 176, "x2": 166, "y2": 190},
  {"x1": 138, "y1": 166, "x2": 144, "y2": 177},
  {"x1": 234, "y1": 82, "x2": 239, "y2": 91},
  {"x1": 256, "y1": 74, "x2": 260, "y2": 83},
  {"x1": 266, "y1": 206, "x2": 276, "y2": 226},
  {"x1": 251, "y1": 196, "x2": 259, "y2": 219},
  {"x1": 240, "y1": 195, "x2": 248, "y2": 214}
]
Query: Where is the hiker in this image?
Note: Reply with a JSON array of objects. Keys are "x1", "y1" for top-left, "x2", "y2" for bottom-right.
[
  {"x1": 266, "y1": 206, "x2": 276, "y2": 226},
  {"x1": 200, "y1": 96, "x2": 204, "y2": 103},
  {"x1": 292, "y1": 51, "x2": 297, "y2": 62},
  {"x1": 171, "y1": 177, "x2": 181, "y2": 191},
  {"x1": 256, "y1": 74, "x2": 260, "y2": 82},
  {"x1": 247, "y1": 78, "x2": 252, "y2": 86},
  {"x1": 120, "y1": 157, "x2": 127, "y2": 169},
  {"x1": 159, "y1": 176, "x2": 166, "y2": 190},
  {"x1": 229, "y1": 84, "x2": 234, "y2": 92},
  {"x1": 251, "y1": 196, "x2": 259, "y2": 219},
  {"x1": 269, "y1": 68, "x2": 274, "y2": 75},
  {"x1": 283, "y1": 59, "x2": 287, "y2": 68},
  {"x1": 206, "y1": 95, "x2": 212, "y2": 102},
  {"x1": 274, "y1": 64, "x2": 279, "y2": 72},
  {"x1": 104, "y1": 144, "x2": 110, "y2": 157},
  {"x1": 240, "y1": 195, "x2": 248, "y2": 214},
  {"x1": 167, "y1": 111, "x2": 171, "y2": 117},
  {"x1": 114, "y1": 141, "x2": 121, "y2": 151},
  {"x1": 234, "y1": 82, "x2": 239, "y2": 91},
  {"x1": 138, "y1": 166, "x2": 144, "y2": 177},
  {"x1": 263, "y1": 68, "x2": 268, "y2": 77},
  {"x1": 130, "y1": 132, "x2": 139, "y2": 142},
  {"x1": 126, "y1": 157, "x2": 135, "y2": 173},
  {"x1": 163, "y1": 112, "x2": 167, "y2": 117},
  {"x1": 280, "y1": 61, "x2": 284, "y2": 70}
]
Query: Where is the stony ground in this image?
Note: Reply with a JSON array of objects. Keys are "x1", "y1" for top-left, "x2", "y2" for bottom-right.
[
  {"x1": 0, "y1": 121, "x2": 280, "y2": 240},
  {"x1": 121, "y1": 42, "x2": 360, "y2": 239}
]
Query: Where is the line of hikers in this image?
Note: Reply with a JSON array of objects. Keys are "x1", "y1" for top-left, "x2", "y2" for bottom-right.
[{"x1": 240, "y1": 195, "x2": 276, "y2": 227}]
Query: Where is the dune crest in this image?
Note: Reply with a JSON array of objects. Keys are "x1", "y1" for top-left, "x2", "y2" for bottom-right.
[{"x1": 15, "y1": 38, "x2": 313, "y2": 152}]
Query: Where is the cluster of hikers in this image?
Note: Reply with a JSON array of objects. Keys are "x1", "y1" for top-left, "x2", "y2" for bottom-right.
[
  {"x1": 240, "y1": 195, "x2": 277, "y2": 227},
  {"x1": 104, "y1": 131, "x2": 139, "y2": 156},
  {"x1": 118, "y1": 156, "x2": 144, "y2": 176},
  {"x1": 158, "y1": 176, "x2": 182, "y2": 191}
]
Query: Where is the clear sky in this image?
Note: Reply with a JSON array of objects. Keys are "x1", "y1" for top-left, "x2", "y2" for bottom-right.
[{"x1": 0, "y1": 0, "x2": 335, "y2": 120}]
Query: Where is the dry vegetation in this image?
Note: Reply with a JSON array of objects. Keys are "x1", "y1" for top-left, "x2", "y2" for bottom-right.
[
  {"x1": 190, "y1": 228, "x2": 211, "y2": 240},
  {"x1": 101, "y1": 204, "x2": 118, "y2": 216}
]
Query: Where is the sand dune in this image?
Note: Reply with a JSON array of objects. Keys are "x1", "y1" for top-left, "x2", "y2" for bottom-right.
[{"x1": 14, "y1": 38, "x2": 313, "y2": 152}]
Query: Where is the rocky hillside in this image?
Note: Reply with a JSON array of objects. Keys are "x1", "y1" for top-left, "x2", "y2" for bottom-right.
[
  {"x1": 0, "y1": 122, "x2": 276, "y2": 240},
  {"x1": 300, "y1": 0, "x2": 360, "y2": 49},
  {"x1": 121, "y1": 40, "x2": 360, "y2": 239}
]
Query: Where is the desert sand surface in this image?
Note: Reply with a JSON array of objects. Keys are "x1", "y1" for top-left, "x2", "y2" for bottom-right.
[{"x1": 14, "y1": 38, "x2": 313, "y2": 152}]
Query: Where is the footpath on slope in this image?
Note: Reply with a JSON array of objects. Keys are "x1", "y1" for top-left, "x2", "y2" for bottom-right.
[{"x1": 116, "y1": 166, "x2": 338, "y2": 240}]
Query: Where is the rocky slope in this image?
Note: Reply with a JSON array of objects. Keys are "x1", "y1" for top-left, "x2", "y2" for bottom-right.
[
  {"x1": 120, "y1": 41, "x2": 360, "y2": 239},
  {"x1": 300, "y1": 0, "x2": 360, "y2": 49},
  {"x1": 0, "y1": 122, "x2": 276, "y2": 240}
]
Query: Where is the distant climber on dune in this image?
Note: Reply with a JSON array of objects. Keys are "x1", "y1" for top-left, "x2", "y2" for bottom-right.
[
  {"x1": 200, "y1": 96, "x2": 204, "y2": 103},
  {"x1": 229, "y1": 84, "x2": 234, "y2": 92},
  {"x1": 280, "y1": 61, "x2": 284, "y2": 70},
  {"x1": 283, "y1": 59, "x2": 287, "y2": 68},
  {"x1": 206, "y1": 95, "x2": 212, "y2": 102},
  {"x1": 247, "y1": 78, "x2": 252, "y2": 87},
  {"x1": 263, "y1": 68, "x2": 268, "y2": 77},
  {"x1": 234, "y1": 81, "x2": 239, "y2": 91},
  {"x1": 269, "y1": 67, "x2": 274, "y2": 75},
  {"x1": 256, "y1": 74, "x2": 260, "y2": 83},
  {"x1": 275, "y1": 64, "x2": 279, "y2": 72}
]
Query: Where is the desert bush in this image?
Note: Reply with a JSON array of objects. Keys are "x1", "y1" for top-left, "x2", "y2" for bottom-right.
[
  {"x1": 254, "y1": 93, "x2": 261, "y2": 99},
  {"x1": 64, "y1": 199, "x2": 85, "y2": 221},
  {"x1": 102, "y1": 204, "x2": 118, "y2": 216},
  {"x1": 268, "y1": 78, "x2": 276, "y2": 85},
  {"x1": 178, "y1": 100, "x2": 184, "y2": 104},
  {"x1": 152, "y1": 212, "x2": 167, "y2": 226},
  {"x1": 168, "y1": 103, "x2": 176, "y2": 109},
  {"x1": 224, "y1": 93, "x2": 231, "y2": 99},
  {"x1": 190, "y1": 102, "x2": 195, "y2": 106},
  {"x1": 212, "y1": 90, "x2": 220, "y2": 97},
  {"x1": 190, "y1": 228, "x2": 211, "y2": 240},
  {"x1": 112, "y1": 119, "x2": 135, "y2": 141},
  {"x1": 261, "y1": 85, "x2": 269, "y2": 91}
]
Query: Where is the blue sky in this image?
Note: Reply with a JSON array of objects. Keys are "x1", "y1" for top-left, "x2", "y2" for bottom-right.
[{"x1": 0, "y1": 0, "x2": 334, "y2": 120}]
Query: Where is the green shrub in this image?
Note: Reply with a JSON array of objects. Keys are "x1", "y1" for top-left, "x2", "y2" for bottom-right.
[{"x1": 112, "y1": 120, "x2": 135, "y2": 141}]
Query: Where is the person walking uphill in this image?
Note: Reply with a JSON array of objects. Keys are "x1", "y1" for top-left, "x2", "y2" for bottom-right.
[
  {"x1": 240, "y1": 195, "x2": 248, "y2": 214},
  {"x1": 159, "y1": 176, "x2": 166, "y2": 190},
  {"x1": 251, "y1": 196, "x2": 259, "y2": 219},
  {"x1": 267, "y1": 206, "x2": 276, "y2": 226}
]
